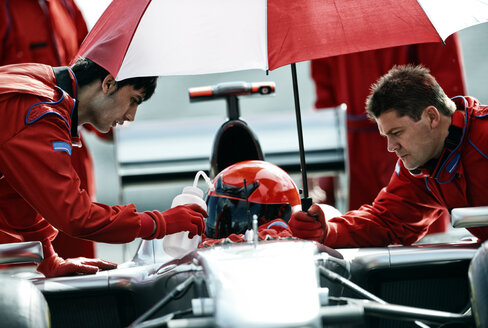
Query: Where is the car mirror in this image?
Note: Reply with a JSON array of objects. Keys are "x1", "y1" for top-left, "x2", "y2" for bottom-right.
[
  {"x1": 0, "y1": 241, "x2": 43, "y2": 265},
  {"x1": 451, "y1": 206, "x2": 488, "y2": 228}
]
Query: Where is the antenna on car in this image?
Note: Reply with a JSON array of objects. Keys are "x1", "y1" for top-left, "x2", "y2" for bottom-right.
[
  {"x1": 243, "y1": 178, "x2": 258, "y2": 247},
  {"x1": 244, "y1": 179, "x2": 251, "y2": 230}
]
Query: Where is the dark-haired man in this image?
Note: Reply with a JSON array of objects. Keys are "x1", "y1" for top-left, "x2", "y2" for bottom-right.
[
  {"x1": 0, "y1": 58, "x2": 206, "y2": 277},
  {"x1": 0, "y1": 0, "x2": 97, "y2": 259},
  {"x1": 290, "y1": 64, "x2": 488, "y2": 247}
]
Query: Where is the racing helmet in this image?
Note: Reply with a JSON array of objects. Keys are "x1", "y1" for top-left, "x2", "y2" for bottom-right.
[{"x1": 205, "y1": 160, "x2": 301, "y2": 238}]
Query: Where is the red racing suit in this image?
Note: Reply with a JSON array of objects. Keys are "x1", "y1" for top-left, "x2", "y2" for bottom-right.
[
  {"x1": 0, "y1": 0, "x2": 102, "y2": 257},
  {"x1": 311, "y1": 35, "x2": 466, "y2": 236},
  {"x1": 0, "y1": 64, "x2": 143, "y2": 244},
  {"x1": 0, "y1": 0, "x2": 87, "y2": 66},
  {"x1": 323, "y1": 96, "x2": 488, "y2": 248}
]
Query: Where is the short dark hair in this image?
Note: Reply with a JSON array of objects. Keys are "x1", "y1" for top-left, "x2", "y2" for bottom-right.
[
  {"x1": 71, "y1": 57, "x2": 158, "y2": 101},
  {"x1": 366, "y1": 64, "x2": 455, "y2": 121}
]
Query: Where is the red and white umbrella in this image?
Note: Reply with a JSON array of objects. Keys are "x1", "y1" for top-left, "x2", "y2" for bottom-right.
[{"x1": 76, "y1": 0, "x2": 488, "y2": 81}]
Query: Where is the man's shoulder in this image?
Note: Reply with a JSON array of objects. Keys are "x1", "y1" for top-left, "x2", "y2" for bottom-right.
[
  {"x1": 468, "y1": 105, "x2": 488, "y2": 135},
  {"x1": 463, "y1": 106, "x2": 488, "y2": 163},
  {"x1": 472, "y1": 105, "x2": 488, "y2": 118},
  {"x1": 24, "y1": 89, "x2": 74, "y2": 132},
  {"x1": 0, "y1": 64, "x2": 57, "y2": 99}
]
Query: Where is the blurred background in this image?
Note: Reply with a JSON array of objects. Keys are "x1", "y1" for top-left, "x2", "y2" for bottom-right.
[{"x1": 75, "y1": 1, "x2": 488, "y2": 262}]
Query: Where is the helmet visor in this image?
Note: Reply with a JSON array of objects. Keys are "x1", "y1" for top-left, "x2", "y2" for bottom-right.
[{"x1": 205, "y1": 195, "x2": 292, "y2": 239}]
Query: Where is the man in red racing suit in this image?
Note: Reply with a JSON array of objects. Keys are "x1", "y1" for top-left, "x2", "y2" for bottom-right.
[
  {"x1": 310, "y1": 35, "x2": 466, "y2": 234},
  {"x1": 290, "y1": 65, "x2": 488, "y2": 248},
  {"x1": 0, "y1": 61, "x2": 206, "y2": 277},
  {"x1": 0, "y1": 0, "x2": 99, "y2": 259}
]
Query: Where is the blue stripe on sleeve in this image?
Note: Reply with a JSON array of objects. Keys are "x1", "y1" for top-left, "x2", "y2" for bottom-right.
[{"x1": 52, "y1": 141, "x2": 71, "y2": 155}]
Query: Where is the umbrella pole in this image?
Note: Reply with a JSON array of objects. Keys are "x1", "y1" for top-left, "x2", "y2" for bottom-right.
[{"x1": 291, "y1": 63, "x2": 312, "y2": 211}]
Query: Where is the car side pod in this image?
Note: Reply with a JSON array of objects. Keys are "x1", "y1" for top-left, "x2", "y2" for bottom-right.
[
  {"x1": 469, "y1": 241, "x2": 488, "y2": 328},
  {"x1": 0, "y1": 242, "x2": 49, "y2": 327},
  {"x1": 452, "y1": 204, "x2": 488, "y2": 327},
  {"x1": 0, "y1": 276, "x2": 50, "y2": 328}
]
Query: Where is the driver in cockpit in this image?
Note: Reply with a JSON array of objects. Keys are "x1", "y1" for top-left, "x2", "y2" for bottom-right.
[{"x1": 200, "y1": 160, "x2": 340, "y2": 247}]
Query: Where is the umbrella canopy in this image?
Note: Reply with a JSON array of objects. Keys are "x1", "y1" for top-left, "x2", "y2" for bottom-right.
[{"x1": 76, "y1": 0, "x2": 488, "y2": 80}]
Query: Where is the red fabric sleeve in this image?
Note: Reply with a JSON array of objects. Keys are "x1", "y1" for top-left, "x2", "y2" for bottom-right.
[
  {"x1": 0, "y1": 178, "x2": 59, "y2": 244},
  {"x1": 310, "y1": 58, "x2": 337, "y2": 109},
  {"x1": 41, "y1": 238, "x2": 56, "y2": 258},
  {"x1": 324, "y1": 162, "x2": 444, "y2": 248},
  {"x1": 63, "y1": 0, "x2": 89, "y2": 46},
  {"x1": 0, "y1": 115, "x2": 141, "y2": 243},
  {"x1": 138, "y1": 212, "x2": 156, "y2": 238}
]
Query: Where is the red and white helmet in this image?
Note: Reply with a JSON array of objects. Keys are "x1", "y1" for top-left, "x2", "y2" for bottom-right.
[{"x1": 205, "y1": 160, "x2": 301, "y2": 238}]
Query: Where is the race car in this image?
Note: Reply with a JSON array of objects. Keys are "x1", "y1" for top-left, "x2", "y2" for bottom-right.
[{"x1": 1, "y1": 229, "x2": 484, "y2": 328}]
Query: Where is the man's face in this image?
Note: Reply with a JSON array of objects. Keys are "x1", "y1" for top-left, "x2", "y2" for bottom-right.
[
  {"x1": 377, "y1": 109, "x2": 440, "y2": 170},
  {"x1": 90, "y1": 84, "x2": 144, "y2": 133}
]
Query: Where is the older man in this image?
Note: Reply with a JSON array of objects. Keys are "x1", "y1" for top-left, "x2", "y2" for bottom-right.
[{"x1": 290, "y1": 64, "x2": 488, "y2": 247}]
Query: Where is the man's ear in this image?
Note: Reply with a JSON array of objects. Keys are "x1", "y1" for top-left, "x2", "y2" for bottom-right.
[
  {"x1": 101, "y1": 74, "x2": 117, "y2": 94},
  {"x1": 425, "y1": 106, "x2": 441, "y2": 128}
]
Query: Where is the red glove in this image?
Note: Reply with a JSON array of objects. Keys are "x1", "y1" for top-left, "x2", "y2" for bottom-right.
[
  {"x1": 37, "y1": 255, "x2": 117, "y2": 278},
  {"x1": 145, "y1": 204, "x2": 207, "y2": 239},
  {"x1": 289, "y1": 204, "x2": 328, "y2": 243}
]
